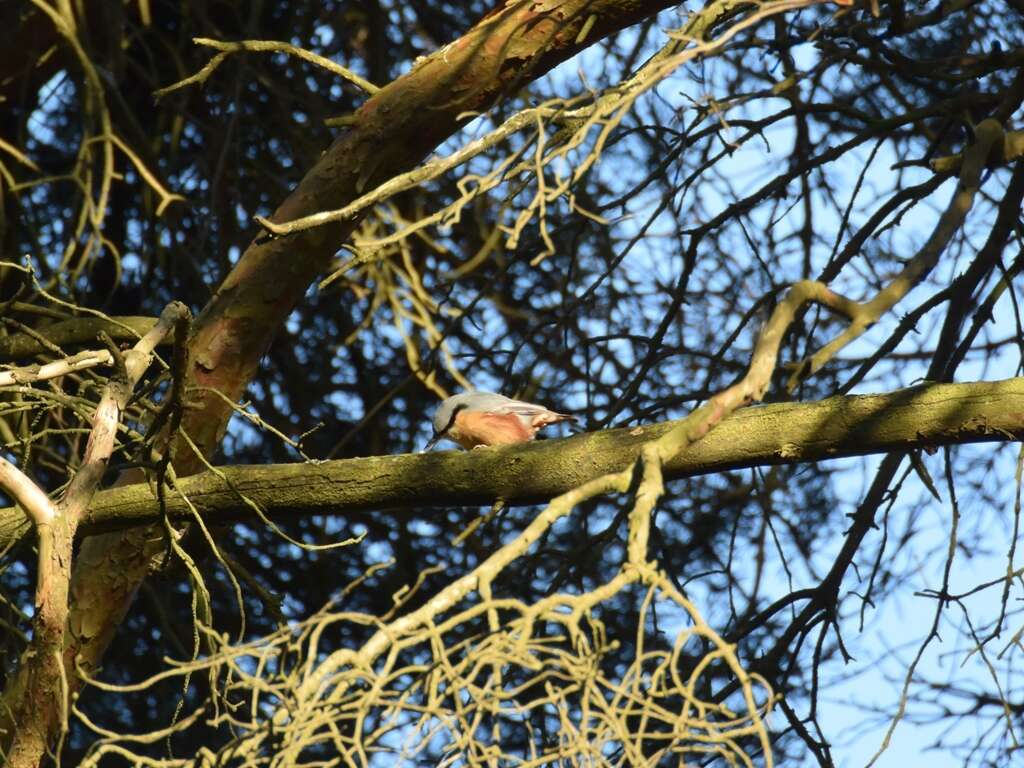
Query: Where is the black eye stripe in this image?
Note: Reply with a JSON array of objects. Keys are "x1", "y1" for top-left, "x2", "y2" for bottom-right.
[{"x1": 438, "y1": 403, "x2": 468, "y2": 437}]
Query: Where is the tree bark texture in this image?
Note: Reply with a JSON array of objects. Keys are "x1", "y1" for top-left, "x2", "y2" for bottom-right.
[
  {"x1": 1, "y1": 378, "x2": 1020, "y2": 550},
  {"x1": 2, "y1": 0, "x2": 685, "y2": 761}
]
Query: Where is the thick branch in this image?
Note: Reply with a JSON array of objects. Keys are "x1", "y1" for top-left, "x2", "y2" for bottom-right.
[
  {"x1": 53, "y1": 1, "x2": 699, "y2": 747},
  {"x1": 0, "y1": 458, "x2": 56, "y2": 527},
  {"x1": 171, "y1": 0, "x2": 685, "y2": 470},
  {"x1": 0, "y1": 316, "x2": 161, "y2": 363},
  {"x1": 0, "y1": 378, "x2": 1018, "y2": 547},
  {"x1": 0, "y1": 349, "x2": 114, "y2": 387}
]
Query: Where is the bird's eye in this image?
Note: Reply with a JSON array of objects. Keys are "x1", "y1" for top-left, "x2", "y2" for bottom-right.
[{"x1": 439, "y1": 403, "x2": 468, "y2": 436}]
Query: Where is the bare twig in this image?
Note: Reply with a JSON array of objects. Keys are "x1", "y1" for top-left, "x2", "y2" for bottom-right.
[
  {"x1": 155, "y1": 37, "x2": 380, "y2": 99},
  {"x1": 0, "y1": 301, "x2": 189, "y2": 766}
]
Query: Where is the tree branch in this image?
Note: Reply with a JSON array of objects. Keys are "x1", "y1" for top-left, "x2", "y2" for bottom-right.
[
  {"x1": 0, "y1": 457, "x2": 56, "y2": 527},
  {"x1": 0, "y1": 378, "x2": 1018, "y2": 549},
  {"x1": 0, "y1": 316, "x2": 161, "y2": 363},
  {"x1": 51, "y1": 4, "x2": 730, "y2": 753},
  {"x1": 0, "y1": 349, "x2": 114, "y2": 387},
  {"x1": 0, "y1": 301, "x2": 189, "y2": 766}
]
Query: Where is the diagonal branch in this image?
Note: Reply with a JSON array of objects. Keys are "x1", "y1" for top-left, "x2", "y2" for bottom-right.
[
  {"x1": 50, "y1": 5, "x2": 753, "y2": 761},
  {"x1": 0, "y1": 458, "x2": 56, "y2": 528}
]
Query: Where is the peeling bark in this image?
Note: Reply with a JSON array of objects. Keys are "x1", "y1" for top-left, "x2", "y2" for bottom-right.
[{"x1": 4, "y1": 0, "x2": 684, "y2": 761}]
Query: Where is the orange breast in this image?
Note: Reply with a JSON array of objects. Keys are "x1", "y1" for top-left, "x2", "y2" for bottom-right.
[{"x1": 452, "y1": 411, "x2": 533, "y2": 448}]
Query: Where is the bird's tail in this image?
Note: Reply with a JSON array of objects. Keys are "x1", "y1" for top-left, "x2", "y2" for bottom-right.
[{"x1": 536, "y1": 411, "x2": 577, "y2": 427}]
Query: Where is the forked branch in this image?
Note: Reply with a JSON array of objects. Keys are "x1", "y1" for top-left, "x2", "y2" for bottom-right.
[{"x1": 0, "y1": 301, "x2": 190, "y2": 766}]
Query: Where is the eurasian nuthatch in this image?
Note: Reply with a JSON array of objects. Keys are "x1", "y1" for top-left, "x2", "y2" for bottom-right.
[{"x1": 423, "y1": 391, "x2": 576, "y2": 450}]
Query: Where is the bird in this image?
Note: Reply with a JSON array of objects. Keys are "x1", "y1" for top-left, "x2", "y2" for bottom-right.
[{"x1": 423, "y1": 391, "x2": 577, "y2": 450}]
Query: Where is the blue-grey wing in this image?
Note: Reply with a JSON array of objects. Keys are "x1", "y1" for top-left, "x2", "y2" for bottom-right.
[
  {"x1": 492, "y1": 399, "x2": 573, "y2": 422},
  {"x1": 456, "y1": 391, "x2": 573, "y2": 421}
]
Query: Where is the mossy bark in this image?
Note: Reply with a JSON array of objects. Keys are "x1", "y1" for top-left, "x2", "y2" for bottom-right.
[{"x1": 2, "y1": 378, "x2": 1018, "y2": 548}]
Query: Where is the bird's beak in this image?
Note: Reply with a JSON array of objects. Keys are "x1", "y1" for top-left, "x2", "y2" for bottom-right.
[{"x1": 422, "y1": 433, "x2": 441, "y2": 452}]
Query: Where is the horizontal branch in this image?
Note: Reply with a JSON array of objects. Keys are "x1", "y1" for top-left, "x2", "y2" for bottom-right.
[
  {"x1": 0, "y1": 316, "x2": 161, "y2": 363},
  {"x1": 0, "y1": 349, "x2": 113, "y2": 387},
  {"x1": 1, "y1": 378, "x2": 1021, "y2": 548},
  {"x1": 929, "y1": 129, "x2": 1024, "y2": 172}
]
